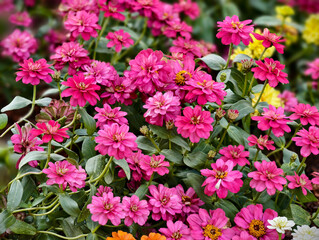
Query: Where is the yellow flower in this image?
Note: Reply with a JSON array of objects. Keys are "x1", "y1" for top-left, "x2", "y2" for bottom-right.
[
  {"x1": 303, "y1": 14, "x2": 319, "y2": 46},
  {"x1": 248, "y1": 30, "x2": 275, "y2": 59},
  {"x1": 106, "y1": 231, "x2": 136, "y2": 240},
  {"x1": 252, "y1": 84, "x2": 282, "y2": 108},
  {"x1": 276, "y1": 5, "x2": 295, "y2": 18}
]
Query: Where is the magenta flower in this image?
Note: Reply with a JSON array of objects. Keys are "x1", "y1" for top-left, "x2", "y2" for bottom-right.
[
  {"x1": 292, "y1": 126, "x2": 319, "y2": 157},
  {"x1": 44, "y1": 29, "x2": 67, "y2": 53},
  {"x1": 290, "y1": 103, "x2": 319, "y2": 126},
  {"x1": 106, "y1": 29, "x2": 134, "y2": 53},
  {"x1": 64, "y1": 10, "x2": 101, "y2": 41},
  {"x1": 50, "y1": 42, "x2": 90, "y2": 75},
  {"x1": 253, "y1": 28, "x2": 285, "y2": 54},
  {"x1": 59, "y1": 0, "x2": 98, "y2": 16},
  {"x1": 251, "y1": 105, "x2": 291, "y2": 137},
  {"x1": 16, "y1": 58, "x2": 54, "y2": 85},
  {"x1": 278, "y1": 90, "x2": 299, "y2": 112},
  {"x1": 32, "y1": 120, "x2": 69, "y2": 143},
  {"x1": 99, "y1": 0, "x2": 126, "y2": 21},
  {"x1": 232, "y1": 231, "x2": 255, "y2": 240},
  {"x1": 61, "y1": 73, "x2": 100, "y2": 107},
  {"x1": 312, "y1": 172, "x2": 319, "y2": 184},
  {"x1": 163, "y1": 20, "x2": 193, "y2": 39},
  {"x1": 170, "y1": 37, "x2": 202, "y2": 58},
  {"x1": 42, "y1": 160, "x2": 86, "y2": 192},
  {"x1": 175, "y1": 106, "x2": 214, "y2": 143},
  {"x1": 305, "y1": 58, "x2": 319, "y2": 80},
  {"x1": 128, "y1": 49, "x2": 172, "y2": 94},
  {"x1": 122, "y1": 195, "x2": 150, "y2": 226},
  {"x1": 247, "y1": 135, "x2": 275, "y2": 151},
  {"x1": 159, "y1": 220, "x2": 192, "y2": 240},
  {"x1": 1, "y1": 29, "x2": 37, "y2": 62},
  {"x1": 84, "y1": 60, "x2": 118, "y2": 86},
  {"x1": 87, "y1": 192, "x2": 125, "y2": 226},
  {"x1": 234, "y1": 204, "x2": 278, "y2": 240},
  {"x1": 94, "y1": 103, "x2": 128, "y2": 129},
  {"x1": 184, "y1": 71, "x2": 227, "y2": 105},
  {"x1": 11, "y1": 123, "x2": 43, "y2": 168},
  {"x1": 143, "y1": 91, "x2": 181, "y2": 126},
  {"x1": 248, "y1": 160, "x2": 287, "y2": 195},
  {"x1": 9, "y1": 11, "x2": 32, "y2": 27},
  {"x1": 287, "y1": 172, "x2": 312, "y2": 195},
  {"x1": 187, "y1": 208, "x2": 233, "y2": 240},
  {"x1": 132, "y1": 0, "x2": 161, "y2": 18},
  {"x1": 173, "y1": 0, "x2": 200, "y2": 20},
  {"x1": 95, "y1": 123, "x2": 138, "y2": 160},
  {"x1": 175, "y1": 184, "x2": 204, "y2": 216},
  {"x1": 219, "y1": 145, "x2": 250, "y2": 167},
  {"x1": 96, "y1": 185, "x2": 113, "y2": 197},
  {"x1": 252, "y1": 58, "x2": 288, "y2": 87},
  {"x1": 216, "y1": 15, "x2": 254, "y2": 46},
  {"x1": 201, "y1": 159, "x2": 243, "y2": 198},
  {"x1": 140, "y1": 154, "x2": 170, "y2": 176},
  {"x1": 147, "y1": 184, "x2": 182, "y2": 221}
]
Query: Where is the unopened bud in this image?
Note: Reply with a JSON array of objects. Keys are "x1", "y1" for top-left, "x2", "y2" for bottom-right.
[
  {"x1": 227, "y1": 109, "x2": 239, "y2": 121},
  {"x1": 241, "y1": 59, "x2": 254, "y2": 73},
  {"x1": 52, "y1": 71, "x2": 61, "y2": 82},
  {"x1": 290, "y1": 154, "x2": 297, "y2": 163},
  {"x1": 215, "y1": 108, "x2": 226, "y2": 121},
  {"x1": 220, "y1": 72, "x2": 227, "y2": 82},
  {"x1": 165, "y1": 120, "x2": 174, "y2": 130},
  {"x1": 140, "y1": 125, "x2": 149, "y2": 136},
  {"x1": 207, "y1": 150, "x2": 217, "y2": 159}
]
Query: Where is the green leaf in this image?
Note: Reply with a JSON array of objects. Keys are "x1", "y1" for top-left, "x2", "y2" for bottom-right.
[
  {"x1": 85, "y1": 155, "x2": 105, "y2": 178},
  {"x1": 230, "y1": 100, "x2": 254, "y2": 120},
  {"x1": 254, "y1": 16, "x2": 282, "y2": 27},
  {"x1": 134, "y1": 184, "x2": 148, "y2": 199},
  {"x1": 170, "y1": 135, "x2": 190, "y2": 151},
  {"x1": 82, "y1": 137, "x2": 96, "y2": 161},
  {"x1": 199, "y1": 54, "x2": 226, "y2": 70},
  {"x1": 227, "y1": 125, "x2": 250, "y2": 146},
  {"x1": 104, "y1": 164, "x2": 114, "y2": 184},
  {"x1": 79, "y1": 108, "x2": 96, "y2": 135},
  {"x1": 87, "y1": 233, "x2": 99, "y2": 240},
  {"x1": 184, "y1": 151, "x2": 207, "y2": 170},
  {"x1": 114, "y1": 158, "x2": 131, "y2": 180},
  {"x1": 233, "y1": 54, "x2": 253, "y2": 63},
  {"x1": 136, "y1": 136, "x2": 157, "y2": 152},
  {"x1": 35, "y1": 97, "x2": 52, "y2": 107},
  {"x1": 9, "y1": 220, "x2": 37, "y2": 235},
  {"x1": 149, "y1": 125, "x2": 169, "y2": 139},
  {"x1": 7, "y1": 180, "x2": 23, "y2": 211},
  {"x1": 59, "y1": 193, "x2": 81, "y2": 217},
  {"x1": 1, "y1": 96, "x2": 32, "y2": 112},
  {"x1": 290, "y1": 204, "x2": 311, "y2": 225},
  {"x1": 219, "y1": 117, "x2": 228, "y2": 128},
  {"x1": 295, "y1": 188, "x2": 318, "y2": 203},
  {"x1": 0, "y1": 210, "x2": 16, "y2": 234},
  {"x1": 217, "y1": 69, "x2": 231, "y2": 83},
  {"x1": 270, "y1": 133, "x2": 286, "y2": 148},
  {"x1": 19, "y1": 152, "x2": 65, "y2": 169},
  {"x1": 112, "y1": 26, "x2": 140, "y2": 40},
  {"x1": 283, "y1": 149, "x2": 299, "y2": 164},
  {"x1": 215, "y1": 199, "x2": 239, "y2": 220},
  {"x1": 95, "y1": 38, "x2": 114, "y2": 54},
  {"x1": 78, "y1": 184, "x2": 96, "y2": 223},
  {"x1": 222, "y1": 2, "x2": 240, "y2": 18},
  {"x1": 160, "y1": 149, "x2": 183, "y2": 165},
  {"x1": 0, "y1": 114, "x2": 8, "y2": 130},
  {"x1": 62, "y1": 217, "x2": 85, "y2": 240}
]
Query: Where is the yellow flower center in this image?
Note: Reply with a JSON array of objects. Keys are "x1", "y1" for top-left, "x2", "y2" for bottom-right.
[
  {"x1": 231, "y1": 21, "x2": 243, "y2": 29},
  {"x1": 78, "y1": 82, "x2": 87, "y2": 90},
  {"x1": 175, "y1": 70, "x2": 192, "y2": 86},
  {"x1": 214, "y1": 170, "x2": 228, "y2": 179},
  {"x1": 249, "y1": 219, "x2": 266, "y2": 238},
  {"x1": 182, "y1": 195, "x2": 192, "y2": 206},
  {"x1": 171, "y1": 231, "x2": 183, "y2": 239},
  {"x1": 203, "y1": 224, "x2": 222, "y2": 240},
  {"x1": 150, "y1": 157, "x2": 159, "y2": 168}
]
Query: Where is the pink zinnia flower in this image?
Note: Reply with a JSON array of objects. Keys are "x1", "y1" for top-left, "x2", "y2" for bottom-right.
[
  {"x1": 305, "y1": 58, "x2": 319, "y2": 80},
  {"x1": 11, "y1": 123, "x2": 43, "y2": 168},
  {"x1": 184, "y1": 71, "x2": 227, "y2": 105},
  {"x1": 0, "y1": 0, "x2": 14, "y2": 12},
  {"x1": 9, "y1": 11, "x2": 32, "y2": 27},
  {"x1": 278, "y1": 90, "x2": 298, "y2": 112},
  {"x1": 163, "y1": 20, "x2": 193, "y2": 39},
  {"x1": 64, "y1": 10, "x2": 101, "y2": 41},
  {"x1": 159, "y1": 220, "x2": 192, "y2": 240},
  {"x1": 219, "y1": 145, "x2": 250, "y2": 166},
  {"x1": 96, "y1": 185, "x2": 113, "y2": 197},
  {"x1": 122, "y1": 195, "x2": 150, "y2": 226},
  {"x1": 290, "y1": 103, "x2": 319, "y2": 126},
  {"x1": 140, "y1": 154, "x2": 170, "y2": 176},
  {"x1": 143, "y1": 91, "x2": 181, "y2": 127},
  {"x1": 132, "y1": 0, "x2": 161, "y2": 18},
  {"x1": 50, "y1": 42, "x2": 90, "y2": 75},
  {"x1": 106, "y1": 29, "x2": 134, "y2": 53},
  {"x1": 44, "y1": 29, "x2": 67, "y2": 53},
  {"x1": 31, "y1": 120, "x2": 69, "y2": 143},
  {"x1": 95, "y1": 123, "x2": 138, "y2": 160},
  {"x1": 216, "y1": 15, "x2": 254, "y2": 46},
  {"x1": 61, "y1": 73, "x2": 100, "y2": 107},
  {"x1": 248, "y1": 160, "x2": 287, "y2": 195},
  {"x1": 1, "y1": 29, "x2": 37, "y2": 62},
  {"x1": 287, "y1": 172, "x2": 312, "y2": 195},
  {"x1": 128, "y1": 49, "x2": 172, "y2": 95},
  {"x1": 147, "y1": 184, "x2": 182, "y2": 221},
  {"x1": 251, "y1": 105, "x2": 291, "y2": 137},
  {"x1": 312, "y1": 172, "x2": 319, "y2": 184},
  {"x1": 119, "y1": 150, "x2": 149, "y2": 181},
  {"x1": 292, "y1": 126, "x2": 319, "y2": 157},
  {"x1": 59, "y1": 0, "x2": 98, "y2": 15},
  {"x1": 247, "y1": 135, "x2": 275, "y2": 151},
  {"x1": 175, "y1": 105, "x2": 214, "y2": 143},
  {"x1": 173, "y1": 0, "x2": 200, "y2": 20},
  {"x1": 252, "y1": 58, "x2": 288, "y2": 87},
  {"x1": 94, "y1": 103, "x2": 128, "y2": 129},
  {"x1": 83, "y1": 60, "x2": 118, "y2": 86},
  {"x1": 234, "y1": 204, "x2": 278, "y2": 240},
  {"x1": 201, "y1": 159, "x2": 243, "y2": 198},
  {"x1": 99, "y1": 0, "x2": 126, "y2": 21},
  {"x1": 253, "y1": 28, "x2": 285, "y2": 54},
  {"x1": 232, "y1": 231, "x2": 255, "y2": 240},
  {"x1": 175, "y1": 184, "x2": 204, "y2": 216},
  {"x1": 87, "y1": 192, "x2": 125, "y2": 226},
  {"x1": 16, "y1": 58, "x2": 54, "y2": 85},
  {"x1": 42, "y1": 160, "x2": 86, "y2": 192},
  {"x1": 170, "y1": 37, "x2": 201, "y2": 58},
  {"x1": 187, "y1": 208, "x2": 233, "y2": 240}
]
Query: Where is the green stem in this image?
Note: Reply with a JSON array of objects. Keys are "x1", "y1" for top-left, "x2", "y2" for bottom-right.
[
  {"x1": 57, "y1": 82, "x2": 62, "y2": 100},
  {"x1": 93, "y1": 17, "x2": 110, "y2": 59},
  {"x1": 289, "y1": 193, "x2": 295, "y2": 205},
  {"x1": 267, "y1": 147, "x2": 283, "y2": 158},
  {"x1": 258, "y1": 47, "x2": 267, "y2": 61},
  {"x1": 65, "y1": 106, "x2": 79, "y2": 129},
  {"x1": 37, "y1": 231, "x2": 88, "y2": 240},
  {"x1": 253, "y1": 149, "x2": 260, "y2": 163},
  {"x1": 216, "y1": 123, "x2": 231, "y2": 152},
  {"x1": 253, "y1": 79, "x2": 268, "y2": 109},
  {"x1": 242, "y1": 73, "x2": 249, "y2": 97},
  {"x1": 285, "y1": 124, "x2": 302, "y2": 149},
  {"x1": 252, "y1": 191, "x2": 262, "y2": 203},
  {"x1": 311, "y1": 205, "x2": 319, "y2": 220},
  {"x1": 1, "y1": 85, "x2": 37, "y2": 138},
  {"x1": 148, "y1": 136, "x2": 161, "y2": 152},
  {"x1": 44, "y1": 141, "x2": 52, "y2": 169},
  {"x1": 12, "y1": 198, "x2": 58, "y2": 213},
  {"x1": 278, "y1": 233, "x2": 282, "y2": 240},
  {"x1": 92, "y1": 225, "x2": 100, "y2": 233},
  {"x1": 224, "y1": 43, "x2": 233, "y2": 69},
  {"x1": 147, "y1": 174, "x2": 154, "y2": 186},
  {"x1": 90, "y1": 156, "x2": 113, "y2": 183},
  {"x1": 296, "y1": 157, "x2": 307, "y2": 174},
  {"x1": 247, "y1": 76, "x2": 255, "y2": 94},
  {"x1": 275, "y1": 191, "x2": 280, "y2": 205},
  {"x1": 32, "y1": 202, "x2": 60, "y2": 216}
]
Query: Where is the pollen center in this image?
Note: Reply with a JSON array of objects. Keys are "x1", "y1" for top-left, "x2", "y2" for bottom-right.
[
  {"x1": 202, "y1": 224, "x2": 222, "y2": 240},
  {"x1": 175, "y1": 70, "x2": 192, "y2": 86},
  {"x1": 249, "y1": 219, "x2": 266, "y2": 238}
]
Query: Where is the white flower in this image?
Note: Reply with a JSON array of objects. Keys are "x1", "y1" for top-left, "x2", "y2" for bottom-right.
[
  {"x1": 267, "y1": 217, "x2": 295, "y2": 234},
  {"x1": 292, "y1": 225, "x2": 319, "y2": 240}
]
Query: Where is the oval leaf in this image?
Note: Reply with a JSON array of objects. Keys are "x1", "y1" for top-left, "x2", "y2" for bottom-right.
[
  {"x1": 9, "y1": 220, "x2": 36, "y2": 235},
  {"x1": 79, "y1": 108, "x2": 96, "y2": 136},
  {"x1": 7, "y1": 180, "x2": 23, "y2": 211},
  {"x1": 59, "y1": 193, "x2": 81, "y2": 217},
  {"x1": 199, "y1": 54, "x2": 226, "y2": 71},
  {"x1": 0, "y1": 114, "x2": 8, "y2": 130},
  {"x1": 1, "y1": 96, "x2": 32, "y2": 112}
]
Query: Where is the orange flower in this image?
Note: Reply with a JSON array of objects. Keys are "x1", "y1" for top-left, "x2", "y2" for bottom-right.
[
  {"x1": 140, "y1": 233, "x2": 166, "y2": 240},
  {"x1": 106, "y1": 231, "x2": 136, "y2": 240}
]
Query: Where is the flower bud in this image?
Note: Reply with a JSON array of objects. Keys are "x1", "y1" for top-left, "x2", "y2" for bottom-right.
[
  {"x1": 220, "y1": 72, "x2": 227, "y2": 82},
  {"x1": 227, "y1": 109, "x2": 239, "y2": 121},
  {"x1": 140, "y1": 125, "x2": 149, "y2": 136},
  {"x1": 290, "y1": 154, "x2": 297, "y2": 163},
  {"x1": 207, "y1": 150, "x2": 216, "y2": 159},
  {"x1": 241, "y1": 59, "x2": 254, "y2": 73},
  {"x1": 215, "y1": 108, "x2": 226, "y2": 121},
  {"x1": 52, "y1": 70, "x2": 61, "y2": 82},
  {"x1": 165, "y1": 120, "x2": 174, "y2": 130}
]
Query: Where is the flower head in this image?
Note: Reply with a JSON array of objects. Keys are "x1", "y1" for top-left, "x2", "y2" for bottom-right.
[
  {"x1": 231, "y1": 231, "x2": 255, "y2": 240},
  {"x1": 31, "y1": 120, "x2": 69, "y2": 143},
  {"x1": 16, "y1": 58, "x2": 54, "y2": 85},
  {"x1": 96, "y1": 185, "x2": 113, "y2": 197},
  {"x1": 305, "y1": 58, "x2": 319, "y2": 80},
  {"x1": 312, "y1": 172, "x2": 319, "y2": 184},
  {"x1": 84, "y1": 60, "x2": 118, "y2": 86},
  {"x1": 173, "y1": 0, "x2": 200, "y2": 20},
  {"x1": 292, "y1": 126, "x2": 319, "y2": 157},
  {"x1": 248, "y1": 160, "x2": 287, "y2": 195},
  {"x1": 267, "y1": 216, "x2": 295, "y2": 234},
  {"x1": 303, "y1": 14, "x2": 319, "y2": 46},
  {"x1": 290, "y1": 103, "x2": 319, "y2": 126},
  {"x1": 99, "y1": 0, "x2": 126, "y2": 21},
  {"x1": 169, "y1": 37, "x2": 201, "y2": 58},
  {"x1": 94, "y1": 103, "x2": 128, "y2": 129},
  {"x1": 140, "y1": 154, "x2": 170, "y2": 176},
  {"x1": 248, "y1": 135, "x2": 275, "y2": 151},
  {"x1": 252, "y1": 84, "x2": 282, "y2": 108},
  {"x1": 120, "y1": 150, "x2": 149, "y2": 181},
  {"x1": 252, "y1": 58, "x2": 288, "y2": 87},
  {"x1": 106, "y1": 29, "x2": 134, "y2": 53},
  {"x1": 141, "y1": 233, "x2": 166, "y2": 240},
  {"x1": 163, "y1": 19, "x2": 193, "y2": 39},
  {"x1": 132, "y1": 0, "x2": 161, "y2": 18},
  {"x1": 159, "y1": 220, "x2": 192, "y2": 240},
  {"x1": 216, "y1": 15, "x2": 254, "y2": 46},
  {"x1": 253, "y1": 28, "x2": 285, "y2": 54},
  {"x1": 219, "y1": 145, "x2": 250, "y2": 167},
  {"x1": 42, "y1": 160, "x2": 86, "y2": 192},
  {"x1": 122, "y1": 195, "x2": 150, "y2": 226},
  {"x1": 278, "y1": 90, "x2": 298, "y2": 112},
  {"x1": 292, "y1": 225, "x2": 319, "y2": 240},
  {"x1": 106, "y1": 231, "x2": 136, "y2": 240},
  {"x1": 9, "y1": 11, "x2": 32, "y2": 27},
  {"x1": 175, "y1": 106, "x2": 214, "y2": 143}
]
